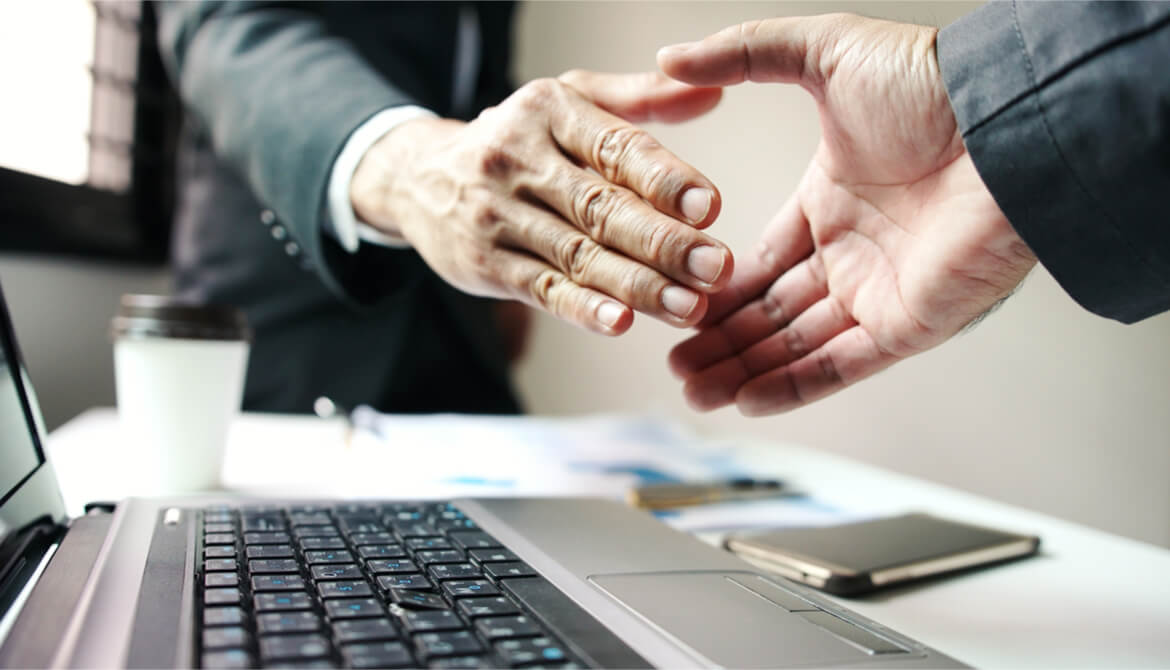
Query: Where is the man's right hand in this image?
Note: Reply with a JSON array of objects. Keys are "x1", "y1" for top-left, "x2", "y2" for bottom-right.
[
  {"x1": 660, "y1": 14, "x2": 1038, "y2": 415},
  {"x1": 350, "y1": 72, "x2": 734, "y2": 336}
]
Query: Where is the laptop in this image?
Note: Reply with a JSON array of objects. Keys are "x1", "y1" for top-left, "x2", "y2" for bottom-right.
[{"x1": 0, "y1": 280, "x2": 965, "y2": 669}]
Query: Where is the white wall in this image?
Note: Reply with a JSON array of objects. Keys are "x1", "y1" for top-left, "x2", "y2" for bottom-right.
[
  {"x1": 0, "y1": 256, "x2": 169, "y2": 429},
  {"x1": 2, "y1": 2, "x2": 1166, "y2": 549},
  {"x1": 509, "y1": 1, "x2": 1170, "y2": 548}
]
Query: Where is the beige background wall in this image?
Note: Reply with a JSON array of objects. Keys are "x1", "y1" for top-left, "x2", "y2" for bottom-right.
[
  {"x1": 509, "y1": 2, "x2": 1170, "y2": 547},
  {"x1": 2, "y1": 2, "x2": 1166, "y2": 548}
]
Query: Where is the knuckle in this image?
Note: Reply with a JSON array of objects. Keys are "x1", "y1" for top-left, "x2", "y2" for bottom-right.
[
  {"x1": 558, "y1": 235, "x2": 600, "y2": 281},
  {"x1": 617, "y1": 266, "x2": 658, "y2": 304},
  {"x1": 593, "y1": 125, "x2": 651, "y2": 180},
  {"x1": 644, "y1": 221, "x2": 676, "y2": 266},
  {"x1": 639, "y1": 161, "x2": 681, "y2": 203},
  {"x1": 573, "y1": 182, "x2": 623, "y2": 240},
  {"x1": 515, "y1": 77, "x2": 561, "y2": 107},
  {"x1": 527, "y1": 268, "x2": 561, "y2": 311}
]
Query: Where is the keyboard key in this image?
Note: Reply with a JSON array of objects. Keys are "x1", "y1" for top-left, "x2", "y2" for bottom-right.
[
  {"x1": 205, "y1": 572, "x2": 239, "y2": 588},
  {"x1": 204, "y1": 522, "x2": 235, "y2": 534},
  {"x1": 300, "y1": 536, "x2": 347, "y2": 551},
  {"x1": 399, "y1": 610, "x2": 465, "y2": 633},
  {"x1": 407, "y1": 537, "x2": 453, "y2": 551},
  {"x1": 456, "y1": 597, "x2": 519, "y2": 618},
  {"x1": 428, "y1": 655, "x2": 494, "y2": 669},
  {"x1": 204, "y1": 545, "x2": 236, "y2": 559},
  {"x1": 449, "y1": 532, "x2": 501, "y2": 551},
  {"x1": 358, "y1": 544, "x2": 408, "y2": 559},
  {"x1": 414, "y1": 631, "x2": 484, "y2": 659},
  {"x1": 483, "y1": 562, "x2": 537, "y2": 580},
  {"x1": 311, "y1": 564, "x2": 363, "y2": 581},
  {"x1": 242, "y1": 517, "x2": 287, "y2": 533},
  {"x1": 289, "y1": 512, "x2": 332, "y2": 526},
  {"x1": 348, "y1": 532, "x2": 396, "y2": 545},
  {"x1": 256, "y1": 611, "x2": 321, "y2": 635},
  {"x1": 441, "y1": 580, "x2": 499, "y2": 598},
  {"x1": 415, "y1": 550, "x2": 467, "y2": 565},
  {"x1": 258, "y1": 633, "x2": 330, "y2": 663},
  {"x1": 387, "y1": 509, "x2": 424, "y2": 522},
  {"x1": 468, "y1": 548, "x2": 520, "y2": 564},
  {"x1": 495, "y1": 637, "x2": 569, "y2": 667},
  {"x1": 203, "y1": 533, "x2": 236, "y2": 546},
  {"x1": 204, "y1": 558, "x2": 237, "y2": 572},
  {"x1": 325, "y1": 598, "x2": 385, "y2": 619},
  {"x1": 255, "y1": 592, "x2": 314, "y2": 612},
  {"x1": 475, "y1": 615, "x2": 541, "y2": 640},
  {"x1": 434, "y1": 519, "x2": 479, "y2": 533},
  {"x1": 428, "y1": 563, "x2": 481, "y2": 581},
  {"x1": 248, "y1": 559, "x2": 299, "y2": 574},
  {"x1": 305, "y1": 549, "x2": 354, "y2": 564},
  {"x1": 204, "y1": 588, "x2": 242, "y2": 605},
  {"x1": 341, "y1": 641, "x2": 414, "y2": 669},
  {"x1": 377, "y1": 574, "x2": 433, "y2": 591},
  {"x1": 202, "y1": 626, "x2": 249, "y2": 649},
  {"x1": 203, "y1": 606, "x2": 245, "y2": 627},
  {"x1": 341, "y1": 522, "x2": 388, "y2": 535},
  {"x1": 392, "y1": 522, "x2": 440, "y2": 538},
  {"x1": 368, "y1": 559, "x2": 419, "y2": 574},
  {"x1": 244, "y1": 532, "x2": 291, "y2": 545},
  {"x1": 293, "y1": 526, "x2": 341, "y2": 538},
  {"x1": 317, "y1": 580, "x2": 373, "y2": 599},
  {"x1": 388, "y1": 589, "x2": 448, "y2": 610},
  {"x1": 252, "y1": 574, "x2": 306, "y2": 591},
  {"x1": 201, "y1": 649, "x2": 252, "y2": 669},
  {"x1": 332, "y1": 618, "x2": 399, "y2": 643},
  {"x1": 245, "y1": 544, "x2": 294, "y2": 559}
]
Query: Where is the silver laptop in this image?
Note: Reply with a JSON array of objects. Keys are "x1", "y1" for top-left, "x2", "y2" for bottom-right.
[{"x1": 0, "y1": 280, "x2": 964, "y2": 669}]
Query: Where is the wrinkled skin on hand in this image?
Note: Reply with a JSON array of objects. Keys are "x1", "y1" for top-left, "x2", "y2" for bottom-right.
[{"x1": 351, "y1": 71, "x2": 734, "y2": 337}]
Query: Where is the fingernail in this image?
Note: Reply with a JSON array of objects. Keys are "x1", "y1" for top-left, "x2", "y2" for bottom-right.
[
  {"x1": 661, "y1": 286, "x2": 700, "y2": 320},
  {"x1": 680, "y1": 188, "x2": 713, "y2": 224},
  {"x1": 659, "y1": 42, "x2": 698, "y2": 56},
  {"x1": 687, "y1": 245, "x2": 725, "y2": 284},
  {"x1": 596, "y1": 301, "x2": 625, "y2": 328}
]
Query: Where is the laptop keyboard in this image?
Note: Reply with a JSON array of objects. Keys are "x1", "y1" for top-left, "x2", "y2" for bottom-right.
[{"x1": 197, "y1": 502, "x2": 582, "y2": 669}]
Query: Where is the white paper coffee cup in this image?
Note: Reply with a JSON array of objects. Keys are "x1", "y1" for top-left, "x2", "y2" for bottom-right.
[{"x1": 112, "y1": 295, "x2": 250, "y2": 495}]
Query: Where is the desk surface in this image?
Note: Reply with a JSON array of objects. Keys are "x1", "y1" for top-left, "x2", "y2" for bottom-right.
[{"x1": 47, "y1": 408, "x2": 1170, "y2": 669}]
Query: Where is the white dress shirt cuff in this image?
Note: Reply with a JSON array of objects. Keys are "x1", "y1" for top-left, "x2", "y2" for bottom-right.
[{"x1": 326, "y1": 105, "x2": 438, "y2": 252}]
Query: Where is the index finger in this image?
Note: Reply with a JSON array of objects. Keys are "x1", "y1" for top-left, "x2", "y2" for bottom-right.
[{"x1": 543, "y1": 81, "x2": 722, "y2": 229}]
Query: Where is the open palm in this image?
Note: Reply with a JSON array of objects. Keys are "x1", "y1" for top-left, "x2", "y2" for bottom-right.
[{"x1": 661, "y1": 14, "x2": 1037, "y2": 415}]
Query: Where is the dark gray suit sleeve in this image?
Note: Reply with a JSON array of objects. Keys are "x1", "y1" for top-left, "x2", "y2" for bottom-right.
[
  {"x1": 937, "y1": 1, "x2": 1170, "y2": 323},
  {"x1": 154, "y1": 1, "x2": 421, "y2": 303}
]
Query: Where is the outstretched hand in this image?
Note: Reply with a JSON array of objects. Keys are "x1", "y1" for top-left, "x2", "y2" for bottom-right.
[
  {"x1": 352, "y1": 70, "x2": 732, "y2": 337},
  {"x1": 661, "y1": 14, "x2": 1037, "y2": 415}
]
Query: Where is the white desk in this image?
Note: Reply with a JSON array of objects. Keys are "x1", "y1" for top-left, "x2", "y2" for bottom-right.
[{"x1": 47, "y1": 408, "x2": 1170, "y2": 669}]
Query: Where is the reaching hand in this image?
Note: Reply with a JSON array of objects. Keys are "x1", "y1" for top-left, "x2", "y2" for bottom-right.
[
  {"x1": 351, "y1": 71, "x2": 734, "y2": 336},
  {"x1": 660, "y1": 14, "x2": 1037, "y2": 415}
]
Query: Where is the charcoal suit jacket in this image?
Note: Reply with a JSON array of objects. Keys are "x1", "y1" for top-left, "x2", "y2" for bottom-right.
[
  {"x1": 154, "y1": 2, "x2": 523, "y2": 414},
  {"x1": 939, "y1": 1, "x2": 1170, "y2": 323}
]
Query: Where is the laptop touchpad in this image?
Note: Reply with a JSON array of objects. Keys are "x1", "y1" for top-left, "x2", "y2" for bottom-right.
[{"x1": 589, "y1": 572, "x2": 874, "y2": 668}]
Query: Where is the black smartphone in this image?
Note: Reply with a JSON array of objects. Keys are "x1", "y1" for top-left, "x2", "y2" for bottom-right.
[{"x1": 724, "y1": 513, "x2": 1040, "y2": 596}]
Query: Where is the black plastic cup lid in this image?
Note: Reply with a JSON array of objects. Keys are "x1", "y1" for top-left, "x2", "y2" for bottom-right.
[{"x1": 111, "y1": 294, "x2": 251, "y2": 341}]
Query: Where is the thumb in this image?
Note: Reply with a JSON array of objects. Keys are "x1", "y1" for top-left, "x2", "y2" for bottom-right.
[
  {"x1": 556, "y1": 70, "x2": 723, "y2": 124},
  {"x1": 657, "y1": 16, "x2": 829, "y2": 88}
]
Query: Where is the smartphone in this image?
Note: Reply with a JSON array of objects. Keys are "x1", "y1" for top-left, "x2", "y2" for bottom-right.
[{"x1": 724, "y1": 513, "x2": 1040, "y2": 596}]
